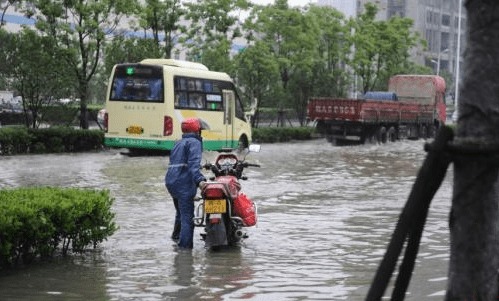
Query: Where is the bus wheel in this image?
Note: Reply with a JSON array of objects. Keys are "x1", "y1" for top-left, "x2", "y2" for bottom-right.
[{"x1": 238, "y1": 136, "x2": 249, "y2": 150}]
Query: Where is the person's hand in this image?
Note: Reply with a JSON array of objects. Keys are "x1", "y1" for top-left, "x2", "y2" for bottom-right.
[{"x1": 198, "y1": 181, "x2": 207, "y2": 190}]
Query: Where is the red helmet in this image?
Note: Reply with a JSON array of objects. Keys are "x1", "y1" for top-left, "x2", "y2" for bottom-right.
[{"x1": 181, "y1": 118, "x2": 202, "y2": 133}]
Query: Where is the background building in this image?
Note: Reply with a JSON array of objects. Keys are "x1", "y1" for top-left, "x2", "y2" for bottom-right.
[{"x1": 319, "y1": 0, "x2": 466, "y2": 96}]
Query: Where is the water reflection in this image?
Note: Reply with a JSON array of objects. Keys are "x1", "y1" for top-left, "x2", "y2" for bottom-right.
[
  {"x1": 0, "y1": 139, "x2": 452, "y2": 300},
  {"x1": 0, "y1": 254, "x2": 108, "y2": 301}
]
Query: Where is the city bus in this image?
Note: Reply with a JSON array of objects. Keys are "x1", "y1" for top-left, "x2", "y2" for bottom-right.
[{"x1": 103, "y1": 59, "x2": 252, "y2": 152}]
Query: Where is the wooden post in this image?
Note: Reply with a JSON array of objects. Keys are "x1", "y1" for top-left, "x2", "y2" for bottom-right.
[{"x1": 446, "y1": 1, "x2": 499, "y2": 299}]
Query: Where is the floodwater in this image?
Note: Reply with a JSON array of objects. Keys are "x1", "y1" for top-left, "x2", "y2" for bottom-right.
[{"x1": 0, "y1": 139, "x2": 453, "y2": 300}]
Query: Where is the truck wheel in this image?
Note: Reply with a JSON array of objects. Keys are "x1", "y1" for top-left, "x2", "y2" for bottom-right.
[
  {"x1": 377, "y1": 127, "x2": 387, "y2": 144},
  {"x1": 387, "y1": 127, "x2": 397, "y2": 142},
  {"x1": 429, "y1": 124, "x2": 438, "y2": 138},
  {"x1": 419, "y1": 125, "x2": 428, "y2": 139},
  {"x1": 363, "y1": 129, "x2": 377, "y2": 144}
]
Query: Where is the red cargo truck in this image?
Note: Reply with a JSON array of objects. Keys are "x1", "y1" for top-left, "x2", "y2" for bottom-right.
[{"x1": 307, "y1": 75, "x2": 447, "y2": 145}]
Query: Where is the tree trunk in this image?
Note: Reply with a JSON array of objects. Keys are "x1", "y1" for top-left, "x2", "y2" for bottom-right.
[
  {"x1": 446, "y1": 1, "x2": 499, "y2": 299},
  {"x1": 79, "y1": 80, "x2": 89, "y2": 130}
]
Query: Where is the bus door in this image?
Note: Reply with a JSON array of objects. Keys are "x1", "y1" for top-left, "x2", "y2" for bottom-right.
[{"x1": 223, "y1": 90, "x2": 235, "y2": 148}]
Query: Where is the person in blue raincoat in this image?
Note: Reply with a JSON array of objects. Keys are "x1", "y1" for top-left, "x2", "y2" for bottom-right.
[{"x1": 165, "y1": 118, "x2": 207, "y2": 249}]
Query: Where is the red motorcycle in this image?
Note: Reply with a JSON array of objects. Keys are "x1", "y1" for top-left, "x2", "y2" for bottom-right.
[{"x1": 194, "y1": 145, "x2": 261, "y2": 250}]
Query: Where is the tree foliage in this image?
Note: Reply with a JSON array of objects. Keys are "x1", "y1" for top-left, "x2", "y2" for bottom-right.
[
  {"x1": 349, "y1": 3, "x2": 423, "y2": 93},
  {"x1": 1, "y1": 29, "x2": 73, "y2": 128},
  {"x1": 182, "y1": 0, "x2": 250, "y2": 72},
  {"x1": 32, "y1": 0, "x2": 137, "y2": 129},
  {"x1": 1, "y1": 0, "x2": 427, "y2": 128},
  {"x1": 136, "y1": 0, "x2": 185, "y2": 58},
  {"x1": 103, "y1": 36, "x2": 162, "y2": 76}
]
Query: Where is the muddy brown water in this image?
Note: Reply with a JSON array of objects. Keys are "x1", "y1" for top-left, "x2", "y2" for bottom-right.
[{"x1": 0, "y1": 139, "x2": 452, "y2": 300}]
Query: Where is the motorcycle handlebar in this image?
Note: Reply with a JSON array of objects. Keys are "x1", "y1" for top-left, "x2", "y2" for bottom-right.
[
  {"x1": 243, "y1": 163, "x2": 261, "y2": 168},
  {"x1": 202, "y1": 163, "x2": 213, "y2": 169},
  {"x1": 202, "y1": 162, "x2": 260, "y2": 169}
]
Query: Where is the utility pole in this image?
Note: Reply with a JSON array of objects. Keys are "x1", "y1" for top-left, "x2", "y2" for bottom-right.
[{"x1": 446, "y1": 0, "x2": 499, "y2": 299}]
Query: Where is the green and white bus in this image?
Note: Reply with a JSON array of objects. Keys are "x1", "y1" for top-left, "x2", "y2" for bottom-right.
[{"x1": 103, "y1": 59, "x2": 252, "y2": 152}]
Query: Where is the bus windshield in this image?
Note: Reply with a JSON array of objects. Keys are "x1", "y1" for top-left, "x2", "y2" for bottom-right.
[{"x1": 110, "y1": 64, "x2": 164, "y2": 103}]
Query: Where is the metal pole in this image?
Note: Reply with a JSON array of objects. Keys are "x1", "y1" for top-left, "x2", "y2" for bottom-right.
[{"x1": 437, "y1": 53, "x2": 441, "y2": 76}]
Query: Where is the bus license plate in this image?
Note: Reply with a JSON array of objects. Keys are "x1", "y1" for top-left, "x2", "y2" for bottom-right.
[
  {"x1": 127, "y1": 125, "x2": 143, "y2": 135},
  {"x1": 205, "y1": 199, "x2": 226, "y2": 214}
]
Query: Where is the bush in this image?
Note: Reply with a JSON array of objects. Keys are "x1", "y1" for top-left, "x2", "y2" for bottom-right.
[
  {"x1": 0, "y1": 126, "x2": 32, "y2": 154},
  {"x1": 0, "y1": 127, "x2": 104, "y2": 155},
  {"x1": 252, "y1": 126, "x2": 316, "y2": 143},
  {"x1": 0, "y1": 187, "x2": 117, "y2": 267}
]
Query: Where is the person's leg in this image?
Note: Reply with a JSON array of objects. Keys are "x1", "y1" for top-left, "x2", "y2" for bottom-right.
[
  {"x1": 171, "y1": 198, "x2": 181, "y2": 241},
  {"x1": 177, "y1": 196, "x2": 195, "y2": 249}
]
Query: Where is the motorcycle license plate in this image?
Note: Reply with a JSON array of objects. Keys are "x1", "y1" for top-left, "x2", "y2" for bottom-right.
[{"x1": 205, "y1": 199, "x2": 226, "y2": 214}]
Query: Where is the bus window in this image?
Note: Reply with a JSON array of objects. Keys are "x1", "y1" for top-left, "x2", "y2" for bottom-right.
[
  {"x1": 189, "y1": 93, "x2": 205, "y2": 109},
  {"x1": 195, "y1": 79, "x2": 203, "y2": 91},
  {"x1": 203, "y1": 81, "x2": 213, "y2": 92},
  {"x1": 235, "y1": 94, "x2": 246, "y2": 121},
  {"x1": 174, "y1": 76, "x2": 226, "y2": 110},
  {"x1": 207, "y1": 94, "x2": 222, "y2": 110},
  {"x1": 178, "y1": 78, "x2": 187, "y2": 90},
  {"x1": 175, "y1": 92, "x2": 188, "y2": 107},
  {"x1": 148, "y1": 79, "x2": 162, "y2": 100},
  {"x1": 110, "y1": 64, "x2": 164, "y2": 103}
]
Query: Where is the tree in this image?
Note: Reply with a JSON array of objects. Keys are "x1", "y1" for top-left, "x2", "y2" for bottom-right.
[
  {"x1": 349, "y1": 3, "x2": 422, "y2": 93},
  {"x1": 33, "y1": 0, "x2": 137, "y2": 129},
  {"x1": 0, "y1": 28, "x2": 14, "y2": 89},
  {"x1": 306, "y1": 5, "x2": 350, "y2": 98},
  {"x1": 136, "y1": 0, "x2": 185, "y2": 58},
  {"x1": 182, "y1": 0, "x2": 250, "y2": 72},
  {"x1": 233, "y1": 40, "x2": 279, "y2": 127},
  {"x1": 446, "y1": 0, "x2": 499, "y2": 299},
  {"x1": 103, "y1": 36, "x2": 162, "y2": 77},
  {"x1": 4, "y1": 29, "x2": 74, "y2": 128},
  {"x1": 243, "y1": 0, "x2": 315, "y2": 125}
]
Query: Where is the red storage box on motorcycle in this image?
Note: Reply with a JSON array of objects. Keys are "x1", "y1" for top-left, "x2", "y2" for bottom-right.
[{"x1": 233, "y1": 193, "x2": 257, "y2": 227}]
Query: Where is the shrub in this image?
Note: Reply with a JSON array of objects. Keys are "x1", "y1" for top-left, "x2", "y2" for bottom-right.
[
  {"x1": 0, "y1": 127, "x2": 104, "y2": 155},
  {"x1": 0, "y1": 187, "x2": 117, "y2": 267},
  {"x1": 0, "y1": 126, "x2": 32, "y2": 155}
]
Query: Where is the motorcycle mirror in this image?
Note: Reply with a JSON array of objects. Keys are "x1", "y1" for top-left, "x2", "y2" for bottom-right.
[{"x1": 248, "y1": 144, "x2": 261, "y2": 153}]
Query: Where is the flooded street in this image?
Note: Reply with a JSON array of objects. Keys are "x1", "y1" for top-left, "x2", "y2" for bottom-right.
[{"x1": 0, "y1": 139, "x2": 453, "y2": 300}]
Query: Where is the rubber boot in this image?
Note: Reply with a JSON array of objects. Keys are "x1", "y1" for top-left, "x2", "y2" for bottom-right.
[{"x1": 171, "y1": 222, "x2": 181, "y2": 242}]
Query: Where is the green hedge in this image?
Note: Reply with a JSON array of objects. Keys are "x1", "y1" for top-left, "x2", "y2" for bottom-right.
[
  {"x1": 252, "y1": 126, "x2": 316, "y2": 143},
  {"x1": 0, "y1": 125, "x2": 316, "y2": 155},
  {"x1": 0, "y1": 127, "x2": 104, "y2": 155},
  {"x1": 0, "y1": 106, "x2": 102, "y2": 127},
  {"x1": 0, "y1": 187, "x2": 117, "y2": 267}
]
